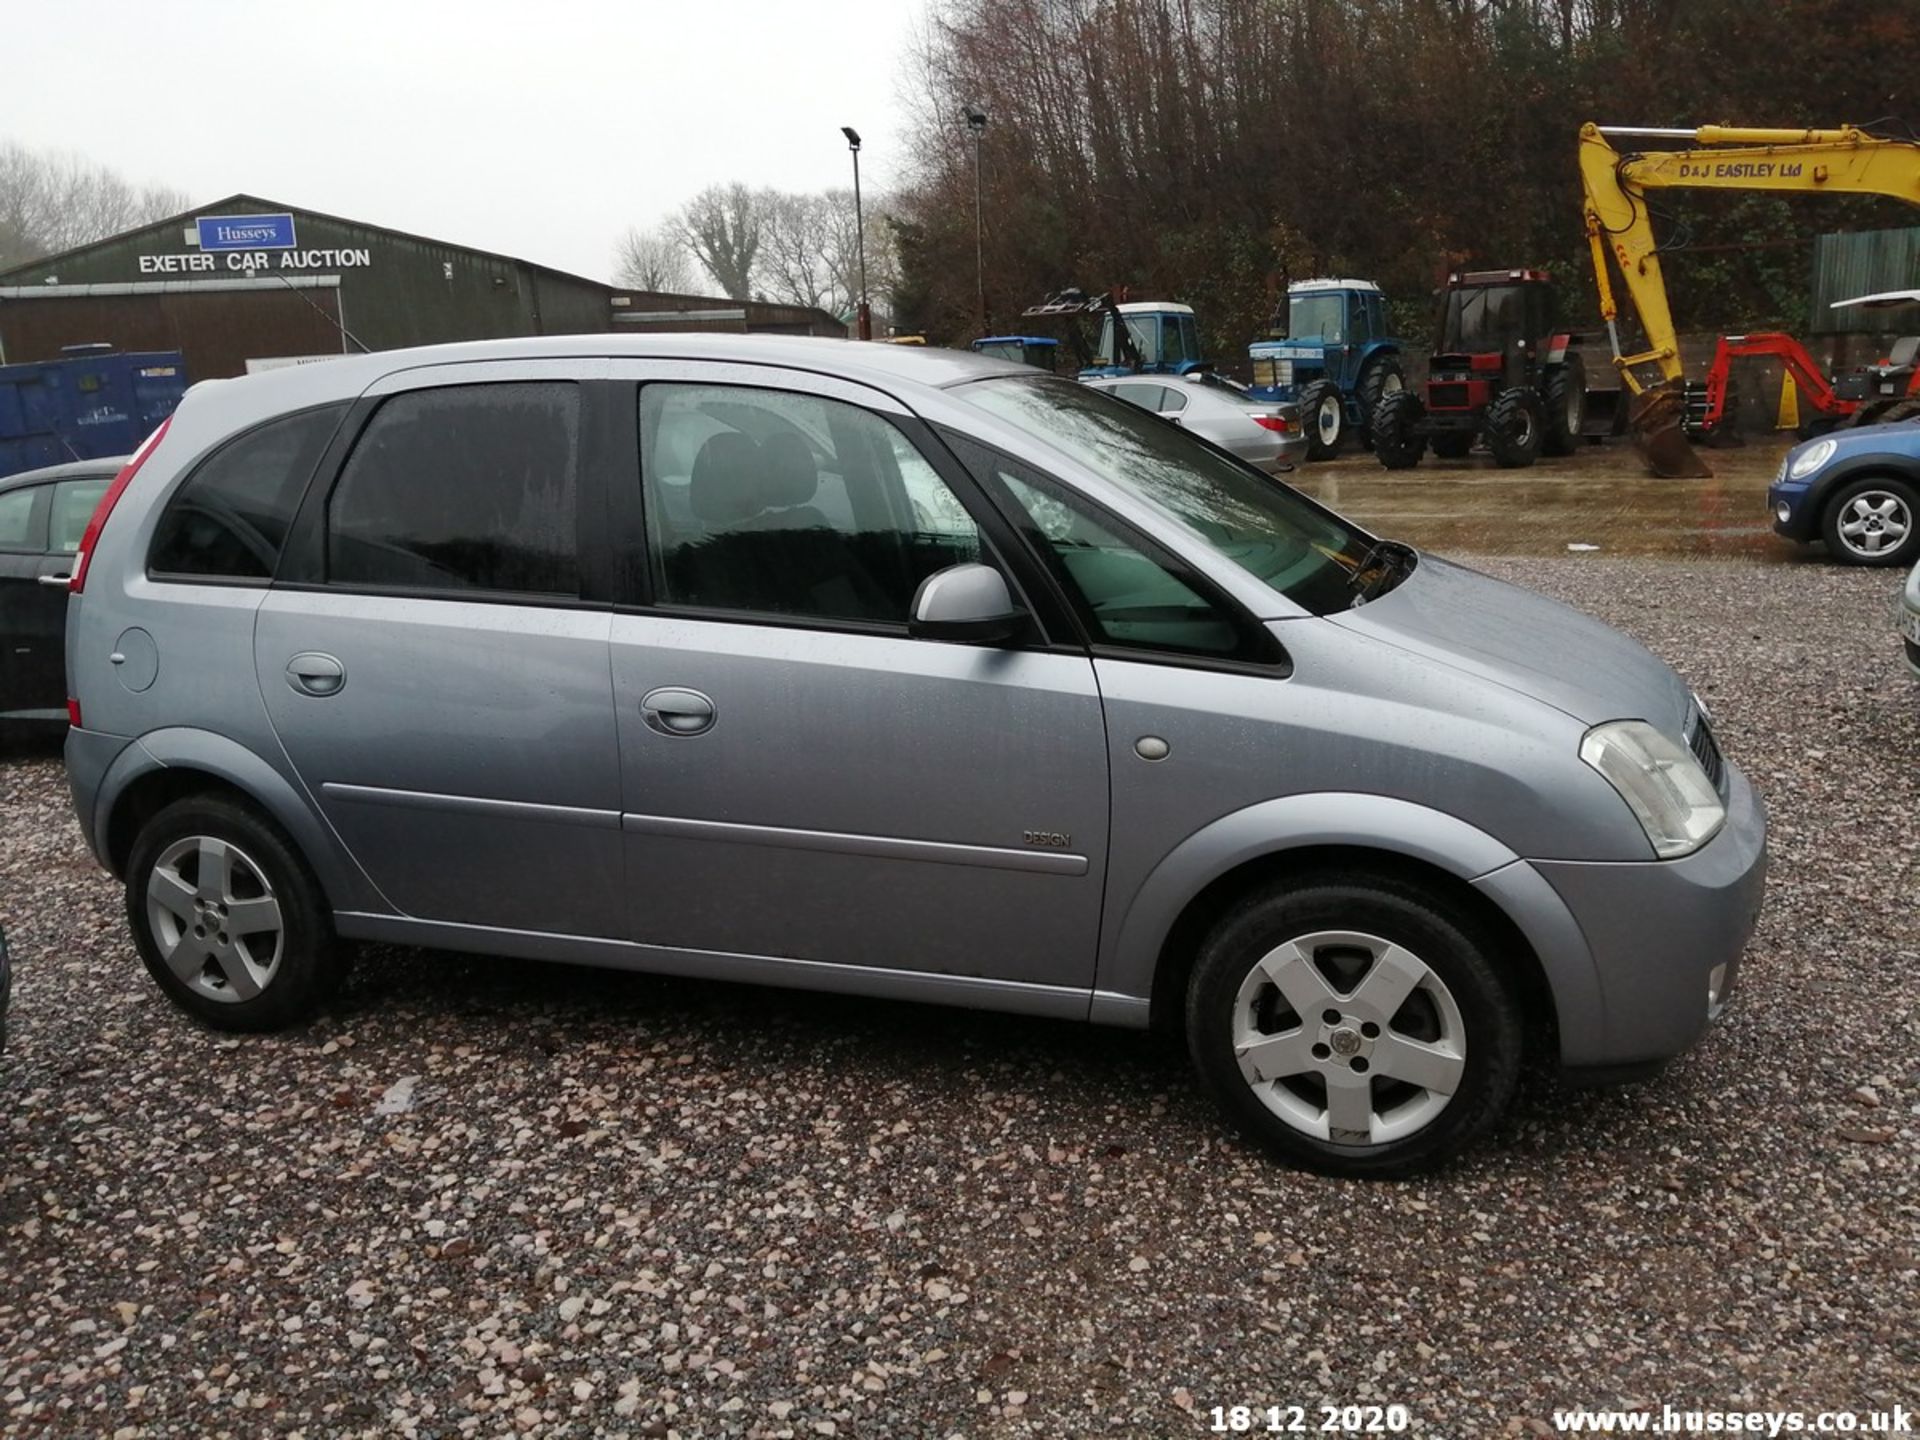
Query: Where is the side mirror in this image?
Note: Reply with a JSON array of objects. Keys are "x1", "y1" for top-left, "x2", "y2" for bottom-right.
[{"x1": 909, "y1": 562, "x2": 1027, "y2": 645}]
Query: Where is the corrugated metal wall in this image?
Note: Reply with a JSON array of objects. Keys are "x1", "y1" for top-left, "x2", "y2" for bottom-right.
[
  {"x1": 0, "y1": 289, "x2": 346, "y2": 376},
  {"x1": 1809, "y1": 227, "x2": 1920, "y2": 333}
]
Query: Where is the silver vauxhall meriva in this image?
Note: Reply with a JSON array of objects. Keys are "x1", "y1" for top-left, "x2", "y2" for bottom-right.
[{"x1": 62, "y1": 336, "x2": 1766, "y2": 1176}]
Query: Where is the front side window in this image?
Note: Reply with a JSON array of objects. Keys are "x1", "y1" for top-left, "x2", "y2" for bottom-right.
[
  {"x1": 50, "y1": 478, "x2": 110, "y2": 554},
  {"x1": 150, "y1": 404, "x2": 345, "y2": 579},
  {"x1": 945, "y1": 435, "x2": 1247, "y2": 658},
  {"x1": 640, "y1": 383, "x2": 981, "y2": 625},
  {"x1": 955, "y1": 375, "x2": 1373, "y2": 615},
  {"x1": 327, "y1": 383, "x2": 580, "y2": 597},
  {"x1": 0, "y1": 487, "x2": 38, "y2": 549}
]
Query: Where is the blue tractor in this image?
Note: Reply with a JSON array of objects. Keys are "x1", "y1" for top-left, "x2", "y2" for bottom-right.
[
  {"x1": 969, "y1": 335, "x2": 1061, "y2": 370},
  {"x1": 1247, "y1": 279, "x2": 1406, "y2": 461},
  {"x1": 1019, "y1": 290, "x2": 1208, "y2": 380}
]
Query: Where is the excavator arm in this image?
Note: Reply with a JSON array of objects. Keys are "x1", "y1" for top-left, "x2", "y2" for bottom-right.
[{"x1": 1578, "y1": 121, "x2": 1920, "y2": 476}]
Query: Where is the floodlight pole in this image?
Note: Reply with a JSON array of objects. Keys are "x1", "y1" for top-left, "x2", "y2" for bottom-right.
[{"x1": 842, "y1": 126, "x2": 871, "y2": 341}]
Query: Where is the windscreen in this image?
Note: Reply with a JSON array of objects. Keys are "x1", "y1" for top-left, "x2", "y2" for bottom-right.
[
  {"x1": 956, "y1": 375, "x2": 1376, "y2": 615},
  {"x1": 1440, "y1": 284, "x2": 1525, "y2": 353},
  {"x1": 1288, "y1": 293, "x2": 1344, "y2": 342}
]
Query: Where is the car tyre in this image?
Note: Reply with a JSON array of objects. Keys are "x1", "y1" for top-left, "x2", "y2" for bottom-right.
[
  {"x1": 1185, "y1": 874, "x2": 1523, "y2": 1178},
  {"x1": 126, "y1": 794, "x2": 340, "y2": 1031},
  {"x1": 1820, "y1": 474, "x2": 1920, "y2": 567}
]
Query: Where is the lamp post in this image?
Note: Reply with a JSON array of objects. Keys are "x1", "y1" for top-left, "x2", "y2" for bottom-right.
[
  {"x1": 841, "y1": 125, "x2": 871, "y2": 341},
  {"x1": 964, "y1": 106, "x2": 987, "y2": 333}
]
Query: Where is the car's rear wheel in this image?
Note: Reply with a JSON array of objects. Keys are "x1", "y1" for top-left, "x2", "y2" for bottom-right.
[
  {"x1": 1185, "y1": 874, "x2": 1523, "y2": 1178},
  {"x1": 126, "y1": 795, "x2": 339, "y2": 1030},
  {"x1": 1821, "y1": 475, "x2": 1919, "y2": 567}
]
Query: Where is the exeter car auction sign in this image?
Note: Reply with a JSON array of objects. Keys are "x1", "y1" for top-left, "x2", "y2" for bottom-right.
[{"x1": 196, "y1": 213, "x2": 297, "y2": 251}]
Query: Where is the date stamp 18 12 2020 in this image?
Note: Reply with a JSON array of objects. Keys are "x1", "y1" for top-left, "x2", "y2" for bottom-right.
[{"x1": 1209, "y1": 1405, "x2": 1414, "y2": 1434}]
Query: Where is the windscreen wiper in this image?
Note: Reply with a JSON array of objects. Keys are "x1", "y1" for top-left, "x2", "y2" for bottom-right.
[{"x1": 1348, "y1": 539, "x2": 1417, "y2": 604}]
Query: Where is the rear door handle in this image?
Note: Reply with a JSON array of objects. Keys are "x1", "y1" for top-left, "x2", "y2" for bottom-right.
[
  {"x1": 286, "y1": 652, "x2": 346, "y2": 697},
  {"x1": 36, "y1": 573, "x2": 71, "y2": 589},
  {"x1": 640, "y1": 686, "x2": 715, "y2": 737}
]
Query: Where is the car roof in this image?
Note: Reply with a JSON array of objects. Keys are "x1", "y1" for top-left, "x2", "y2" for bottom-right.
[
  {"x1": 0, "y1": 457, "x2": 127, "y2": 494},
  {"x1": 165, "y1": 334, "x2": 1040, "y2": 443}
]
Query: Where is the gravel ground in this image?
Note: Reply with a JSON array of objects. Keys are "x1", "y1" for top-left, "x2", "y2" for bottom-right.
[{"x1": 2, "y1": 554, "x2": 1916, "y2": 1439}]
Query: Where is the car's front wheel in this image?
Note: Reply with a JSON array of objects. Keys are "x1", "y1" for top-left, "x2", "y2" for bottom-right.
[
  {"x1": 1821, "y1": 475, "x2": 1919, "y2": 567},
  {"x1": 1185, "y1": 874, "x2": 1523, "y2": 1178},
  {"x1": 126, "y1": 795, "x2": 340, "y2": 1030}
]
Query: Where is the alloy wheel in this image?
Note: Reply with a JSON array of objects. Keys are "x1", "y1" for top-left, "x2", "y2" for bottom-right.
[
  {"x1": 145, "y1": 835, "x2": 286, "y2": 1002},
  {"x1": 1835, "y1": 490, "x2": 1912, "y2": 559},
  {"x1": 1231, "y1": 929, "x2": 1466, "y2": 1146}
]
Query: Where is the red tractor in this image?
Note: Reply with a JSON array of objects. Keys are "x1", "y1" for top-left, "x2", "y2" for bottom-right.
[{"x1": 1371, "y1": 268, "x2": 1615, "y2": 469}]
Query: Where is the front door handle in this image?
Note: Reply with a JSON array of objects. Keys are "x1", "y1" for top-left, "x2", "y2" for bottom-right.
[
  {"x1": 286, "y1": 652, "x2": 346, "y2": 697},
  {"x1": 640, "y1": 686, "x2": 715, "y2": 737}
]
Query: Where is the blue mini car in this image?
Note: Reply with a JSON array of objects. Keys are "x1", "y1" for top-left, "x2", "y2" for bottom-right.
[{"x1": 1769, "y1": 422, "x2": 1920, "y2": 567}]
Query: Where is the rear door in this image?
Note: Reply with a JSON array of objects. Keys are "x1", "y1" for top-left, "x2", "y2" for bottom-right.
[
  {"x1": 0, "y1": 483, "x2": 56, "y2": 716},
  {"x1": 256, "y1": 363, "x2": 625, "y2": 937}
]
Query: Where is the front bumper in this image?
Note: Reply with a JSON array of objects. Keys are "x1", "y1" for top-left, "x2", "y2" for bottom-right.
[
  {"x1": 1767, "y1": 477, "x2": 1819, "y2": 541},
  {"x1": 1477, "y1": 761, "x2": 1768, "y2": 1073}
]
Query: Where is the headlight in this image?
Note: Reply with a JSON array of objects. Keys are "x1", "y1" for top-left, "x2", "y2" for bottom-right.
[
  {"x1": 1787, "y1": 438, "x2": 1837, "y2": 478},
  {"x1": 1579, "y1": 719, "x2": 1725, "y2": 859}
]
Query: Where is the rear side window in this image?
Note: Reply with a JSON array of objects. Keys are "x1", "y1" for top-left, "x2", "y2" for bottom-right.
[
  {"x1": 0, "y1": 487, "x2": 39, "y2": 550},
  {"x1": 327, "y1": 383, "x2": 580, "y2": 598},
  {"x1": 150, "y1": 404, "x2": 345, "y2": 579},
  {"x1": 50, "y1": 478, "x2": 110, "y2": 553}
]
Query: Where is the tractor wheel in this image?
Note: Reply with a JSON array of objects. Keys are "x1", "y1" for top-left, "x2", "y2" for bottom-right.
[
  {"x1": 1357, "y1": 357, "x2": 1406, "y2": 449},
  {"x1": 1541, "y1": 354, "x2": 1587, "y2": 456},
  {"x1": 1298, "y1": 380, "x2": 1347, "y2": 461},
  {"x1": 1484, "y1": 388, "x2": 1545, "y2": 468},
  {"x1": 1371, "y1": 390, "x2": 1427, "y2": 470},
  {"x1": 1432, "y1": 432, "x2": 1475, "y2": 460}
]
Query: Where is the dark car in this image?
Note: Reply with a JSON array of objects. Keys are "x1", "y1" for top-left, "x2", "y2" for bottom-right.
[
  {"x1": 1768, "y1": 423, "x2": 1920, "y2": 567},
  {"x1": 0, "y1": 457, "x2": 123, "y2": 723}
]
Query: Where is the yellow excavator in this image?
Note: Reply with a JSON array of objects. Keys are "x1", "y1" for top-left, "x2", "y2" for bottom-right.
[{"x1": 1579, "y1": 121, "x2": 1920, "y2": 477}]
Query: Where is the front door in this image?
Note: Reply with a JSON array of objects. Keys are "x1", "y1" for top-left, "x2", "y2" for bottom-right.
[
  {"x1": 608, "y1": 368, "x2": 1110, "y2": 993},
  {"x1": 257, "y1": 373, "x2": 624, "y2": 937}
]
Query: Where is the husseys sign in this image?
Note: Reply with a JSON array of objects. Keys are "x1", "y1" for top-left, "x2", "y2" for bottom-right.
[{"x1": 136, "y1": 212, "x2": 373, "y2": 275}]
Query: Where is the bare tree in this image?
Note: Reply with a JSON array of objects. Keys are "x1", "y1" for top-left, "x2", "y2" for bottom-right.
[
  {"x1": 612, "y1": 224, "x2": 693, "y2": 292},
  {"x1": 672, "y1": 183, "x2": 765, "y2": 301},
  {"x1": 758, "y1": 188, "x2": 903, "y2": 318},
  {"x1": 760, "y1": 192, "x2": 846, "y2": 313},
  {"x1": 0, "y1": 141, "x2": 190, "y2": 270}
]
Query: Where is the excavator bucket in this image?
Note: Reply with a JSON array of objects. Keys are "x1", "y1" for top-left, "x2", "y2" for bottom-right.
[{"x1": 1628, "y1": 384, "x2": 1712, "y2": 478}]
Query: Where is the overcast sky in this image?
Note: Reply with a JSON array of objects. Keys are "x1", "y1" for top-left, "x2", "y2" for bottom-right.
[{"x1": 7, "y1": 0, "x2": 930, "y2": 282}]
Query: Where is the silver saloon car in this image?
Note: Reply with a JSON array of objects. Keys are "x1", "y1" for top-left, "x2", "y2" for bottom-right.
[
  {"x1": 1089, "y1": 372, "x2": 1307, "y2": 472},
  {"x1": 63, "y1": 336, "x2": 1765, "y2": 1177}
]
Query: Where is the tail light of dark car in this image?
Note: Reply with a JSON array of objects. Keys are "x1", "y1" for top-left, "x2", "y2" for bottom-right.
[{"x1": 69, "y1": 417, "x2": 170, "y2": 595}]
